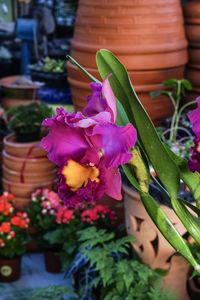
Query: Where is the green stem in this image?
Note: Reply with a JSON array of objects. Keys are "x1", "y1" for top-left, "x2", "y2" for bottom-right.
[
  {"x1": 174, "y1": 100, "x2": 196, "y2": 136},
  {"x1": 66, "y1": 55, "x2": 100, "y2": 83}
]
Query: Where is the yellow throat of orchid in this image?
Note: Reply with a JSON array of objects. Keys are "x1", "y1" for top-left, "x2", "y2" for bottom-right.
[
  {"x1": 197, "y1": 142, "x2": 200, "y2": 153},
  {"x1": 62, "y1": 159, "x2": 100, "y2": 192}
]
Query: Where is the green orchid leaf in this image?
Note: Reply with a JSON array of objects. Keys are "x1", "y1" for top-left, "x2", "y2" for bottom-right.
[
  {"x1": 165, "y1": 147, "x2": 200, "y2": 207},
  {"x1": 128, "y1": 147, "x2": 150, "y2": 193},
  {"x1": 162, "y1": 79, "x2": 178, "y2": 87},
  {"x1": 180, "y1": 199, "x2": 200, "y2": 217},
  {"x1": 96, "y1": 49, "x2": 180, "y2": 199},
  {"x1": 171, "y1": 197, "x2": 200, "y2": 245},
  {"x1": 181, "y1": 79, "x2": 192, "y2": 91},
  {"x1": 140, "y1": 192, "x2": 200, "y2": 272}
]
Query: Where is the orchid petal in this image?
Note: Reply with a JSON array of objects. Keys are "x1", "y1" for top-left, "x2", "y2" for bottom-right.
[{"x1": 102, "y1": 76, "x2": 117, "y2": 122}]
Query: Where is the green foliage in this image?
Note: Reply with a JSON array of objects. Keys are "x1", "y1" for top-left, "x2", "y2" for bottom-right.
[
  {"x1": 0, "y1": 231, "x2": 27, "y2": 259},
  {"x1": 77, "y1": 227, "x2": 177, "y2": 300},
  {"x1": 31, "y1": 57, "x2": 66, "y2": 73},
  {"x1": 30, "y1": 285, "x2": 78, "y2": 300},
  {"x1": 7, "y1": 102, "x2": 53, "y2": 135}
]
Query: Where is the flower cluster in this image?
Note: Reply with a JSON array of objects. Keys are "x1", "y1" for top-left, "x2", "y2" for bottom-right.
[
  {"x1": 29, "y1": 188, "x2": 117, "y2": 227},
  {"x1": 81, "y1": 204, "x2": 117, "y2": 223},
  {"x1": 41, "y1": 78, "x2": 137, "y2": 207},
  {"x1": 0, "y1": 192, "x2": 29, "y2": 258},
  {"x1": 188, "y1": 97, "x2": 200, "y2": 172}
]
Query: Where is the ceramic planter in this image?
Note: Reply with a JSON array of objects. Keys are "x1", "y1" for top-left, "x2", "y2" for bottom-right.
[
  {"x1": 2, "y1": 134, "x2": 57, "y2": 210},
  {"x1": 184, "y1": 0, "x2": 200, "y2": 99},
  {"x1": 44, "y1": 250, "x2": 62, "y2": 273},
  {"x1": 123, "y1": 185, "x2": 190, "y2": 300},
  {"x1": 0, "y1": 256, "x2": 21, "y2": 282},
  {"x1": 68, "y1": 0, "x2": 187, "y2": 124},
  {"x1": 0, "y1": 76, "x2": 39, "y2": 109}
]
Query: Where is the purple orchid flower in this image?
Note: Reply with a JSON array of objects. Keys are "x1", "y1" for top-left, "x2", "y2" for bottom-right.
[
  {"x1": 188, "y1": 96, "x2": 200, "y2": 172},
  {"x1": 41, "y1": 78, "x2": 137, "y2": 207}
]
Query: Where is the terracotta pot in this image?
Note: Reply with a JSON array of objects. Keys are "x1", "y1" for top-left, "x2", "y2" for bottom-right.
[
  {"x1": 2, "y1": 178, "x2": 56, "y2": 198},
  {"x1": 123, "y1": 185, "x2": 190, "y2": 300},
  {"x1": 0, "y1": 76, "x2": 39, "y2": 109},
  {"x1": 44, "y1": 250, "x2": 62, "y2": 273},
  {"x1": 183, "y1": 1, "x2": 200, "y2": 98},
  {"x1": 68, "y1": 67, "x2": 174, "y2": 124},
  {"x1": 68, "y1": 0, "x2": 187, "y2": 124},
  {"x1": 0, "y1": 256, "x2": 21, "y2": 282},
  {"x1": 4, "y1": 134, "x2": 48, "y2": 158},
  {"x1": 187, "y1": 269, "x2": 200, "y2": 300},
  {"x1": 3, "y1": 166, "x2": 57, "y2": 184},
  {"x1": 2, "y1": 151, "x2": 55, "y2": 173}
]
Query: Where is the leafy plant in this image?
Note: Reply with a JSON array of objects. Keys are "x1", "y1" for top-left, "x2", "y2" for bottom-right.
[
  {"x1": 67, "y1": 50, "x2": 200, "y2": 272},
  {"x1": 29, "y1": 285, "x2": 78, "y2": 300},
  {"x1": 67, "y1": 227, "x2": 177, "y2": 300},
  {"x1": 30, "y1": 57, "x2": 66, "y2": 73},
  {"x1": 151, "y1": 79, "x2": 194, "y2": 158},
  {"x1": 0, "y1": 192, "x2": 30, "y2": 259},
  {"x1": 7, "y1": 102, "x2": 53, "y2": 139}
]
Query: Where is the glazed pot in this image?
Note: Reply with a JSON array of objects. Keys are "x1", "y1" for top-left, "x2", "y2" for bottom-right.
[
  {"x1": 3, "y1": 166, "x2": 57, "y2": 184},
  {"x1": 68, "y1": 0, "x2": 187, "y2": 124},
  {"x1": 183, "y1": 1, "x2": 200, "y2": 98},
  {"x1": 2, "y1": 134, "x2": 57, "y2": 210},
  {"x1": 0, "y1": 256, "x2": 21, "y2": 282},
  {"x1": 123, "y1": 185, "x2": 190, "y2": 300},
  {"x1": 2, "y1": 178, "x2": 56, "y2": 198},
  {"x1": 44, "y1": 250, "x2": 62, "y2": 273},
  {"x1": 2, "y1": 151, "x2": 55, "y2": 173},
  {"x1": 4, "y1": 134, "x2": 47, "y2": 158},
  {"x1": 0, "y1": 76, "x2": 39, "y2": 109}
]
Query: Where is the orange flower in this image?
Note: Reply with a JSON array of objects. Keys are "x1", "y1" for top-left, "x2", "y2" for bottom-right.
[
  {"x1": 0, "y1": 222, "x2": 11, "y2": 233},
  {"x1": 11, "y1": 215, "x2": 28, "y2": 228}
]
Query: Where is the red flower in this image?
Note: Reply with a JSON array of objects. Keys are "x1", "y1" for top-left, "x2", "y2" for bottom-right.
[
  {"x1": 56, "y1": 206, "x2": 74, "y2": 224},
  {"x1": 0, "y1": 222, "x2": 11, "y2": 233}
]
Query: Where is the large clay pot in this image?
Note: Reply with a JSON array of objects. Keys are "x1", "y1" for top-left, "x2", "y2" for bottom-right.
[
  {"x1": 0, "y1": 76, "x2": 39, "y2": 109},
  {"x1": 0, "y1": 256, "x2": 21, "y2": 282},
  {"x1": 68, "y1": 0, "x2": 188, "y2": 124},
  {"x1": 184, "y1": 1, "x2": 200, "y2": 99},
  {"x1": 2, "y1": 134, "x2": 57, "y2": 210},
  {"x1": 123, "y1": 185, "x2": 190, "y2": 300}
]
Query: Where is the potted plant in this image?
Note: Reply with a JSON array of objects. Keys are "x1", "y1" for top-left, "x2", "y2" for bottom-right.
[
  {"x1": 40, "y1": 50, "x2": 200, "y2": 298},
  {"x1": 2, "y1": 102, "x2": 56, "y2": 210},
  {"x1": 66, "y1": 226, "x2": 176, "y2": 300},
  {"x1": 6, "y1": 102, "x2": 53, "y2": 143},
  {"x1": 30, "y1": 57, "x2": 67, "y2": 89},
  {"x1": 0, "y1": 192, "x2": 29, "y2": 282},
  {"x1": 0, "y1": 107, "x2": 8, "y2": 190},
  {"x1": 27, "y1": 188, "x2": 118, "y2": 273}
]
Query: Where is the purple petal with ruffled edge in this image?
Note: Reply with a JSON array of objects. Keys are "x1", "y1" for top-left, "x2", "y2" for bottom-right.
[
  {"x1": 102, "y1": 76, "x2": 117, "y2": 122},
  {"x1": 103, "y1": 167, "x2": 122, "y2": 200},
  {"x1": 41, "y1": 109, "x2": 89, "y2": 166},
  {"x1": 84, "y1": 82, "x2": 107, "y2": 116},
  {"x1": 87, "y1": 122, "x2": 137, "y2": 168},
  {"x1": 188, "y1": 96, "x2": 200, "y2": 138}
]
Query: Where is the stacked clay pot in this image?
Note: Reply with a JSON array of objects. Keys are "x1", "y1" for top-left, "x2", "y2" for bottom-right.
[
  {"x1": 0, "y1": 76, "x2": 39, "y2": 109},
  {"x1": 2, "y1": 134, "x2": 57, "y2": 210},
  {"x1": 68, "y1": 0, "x2": 188, "y2": 124},
  {"x1": 184, "y1": 0, "x2": 200, "y2": 100}
]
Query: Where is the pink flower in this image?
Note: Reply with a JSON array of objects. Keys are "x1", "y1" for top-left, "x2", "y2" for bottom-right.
[
  {"x1": 41, "y1": 78, "x2": 137, "y2": 207},
  {"x1": 56, "y1": 206, "x2": 74, "y2": 224}
]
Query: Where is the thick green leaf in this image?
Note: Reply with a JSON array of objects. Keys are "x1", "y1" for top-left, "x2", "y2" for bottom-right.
[
  {"x1": 166, "y1": 147, "x2": 200, "y2": 207},
  {"x1": 180, "y1": 199, "x2": 200, "y2": 216},
  {"x1": 140, "y1": 192, "x2": 199, "y2": 271},
  {"x1": 181, "y1": 79, "x2": 192, "y2": 91},
  {"x1": 96, "y1": 49, "x2": 180, "y2": 199},
  {"x1": 171, "y1": 197, "x2": 200, "y2": 245}
]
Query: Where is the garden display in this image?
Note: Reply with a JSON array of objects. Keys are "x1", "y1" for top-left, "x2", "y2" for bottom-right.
[
  {"x1": 0, "y1": 192, "x2": 29, "y2": 282},
  {"x1": 67, "y1": 0, "x2": 187, "y2": 124},
  {"x1": 37, "y1": 49, "x2": 200, "y2": 299},
  {"x1": 2, "y1": 102, "x2": 57, "y2": 210}
]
